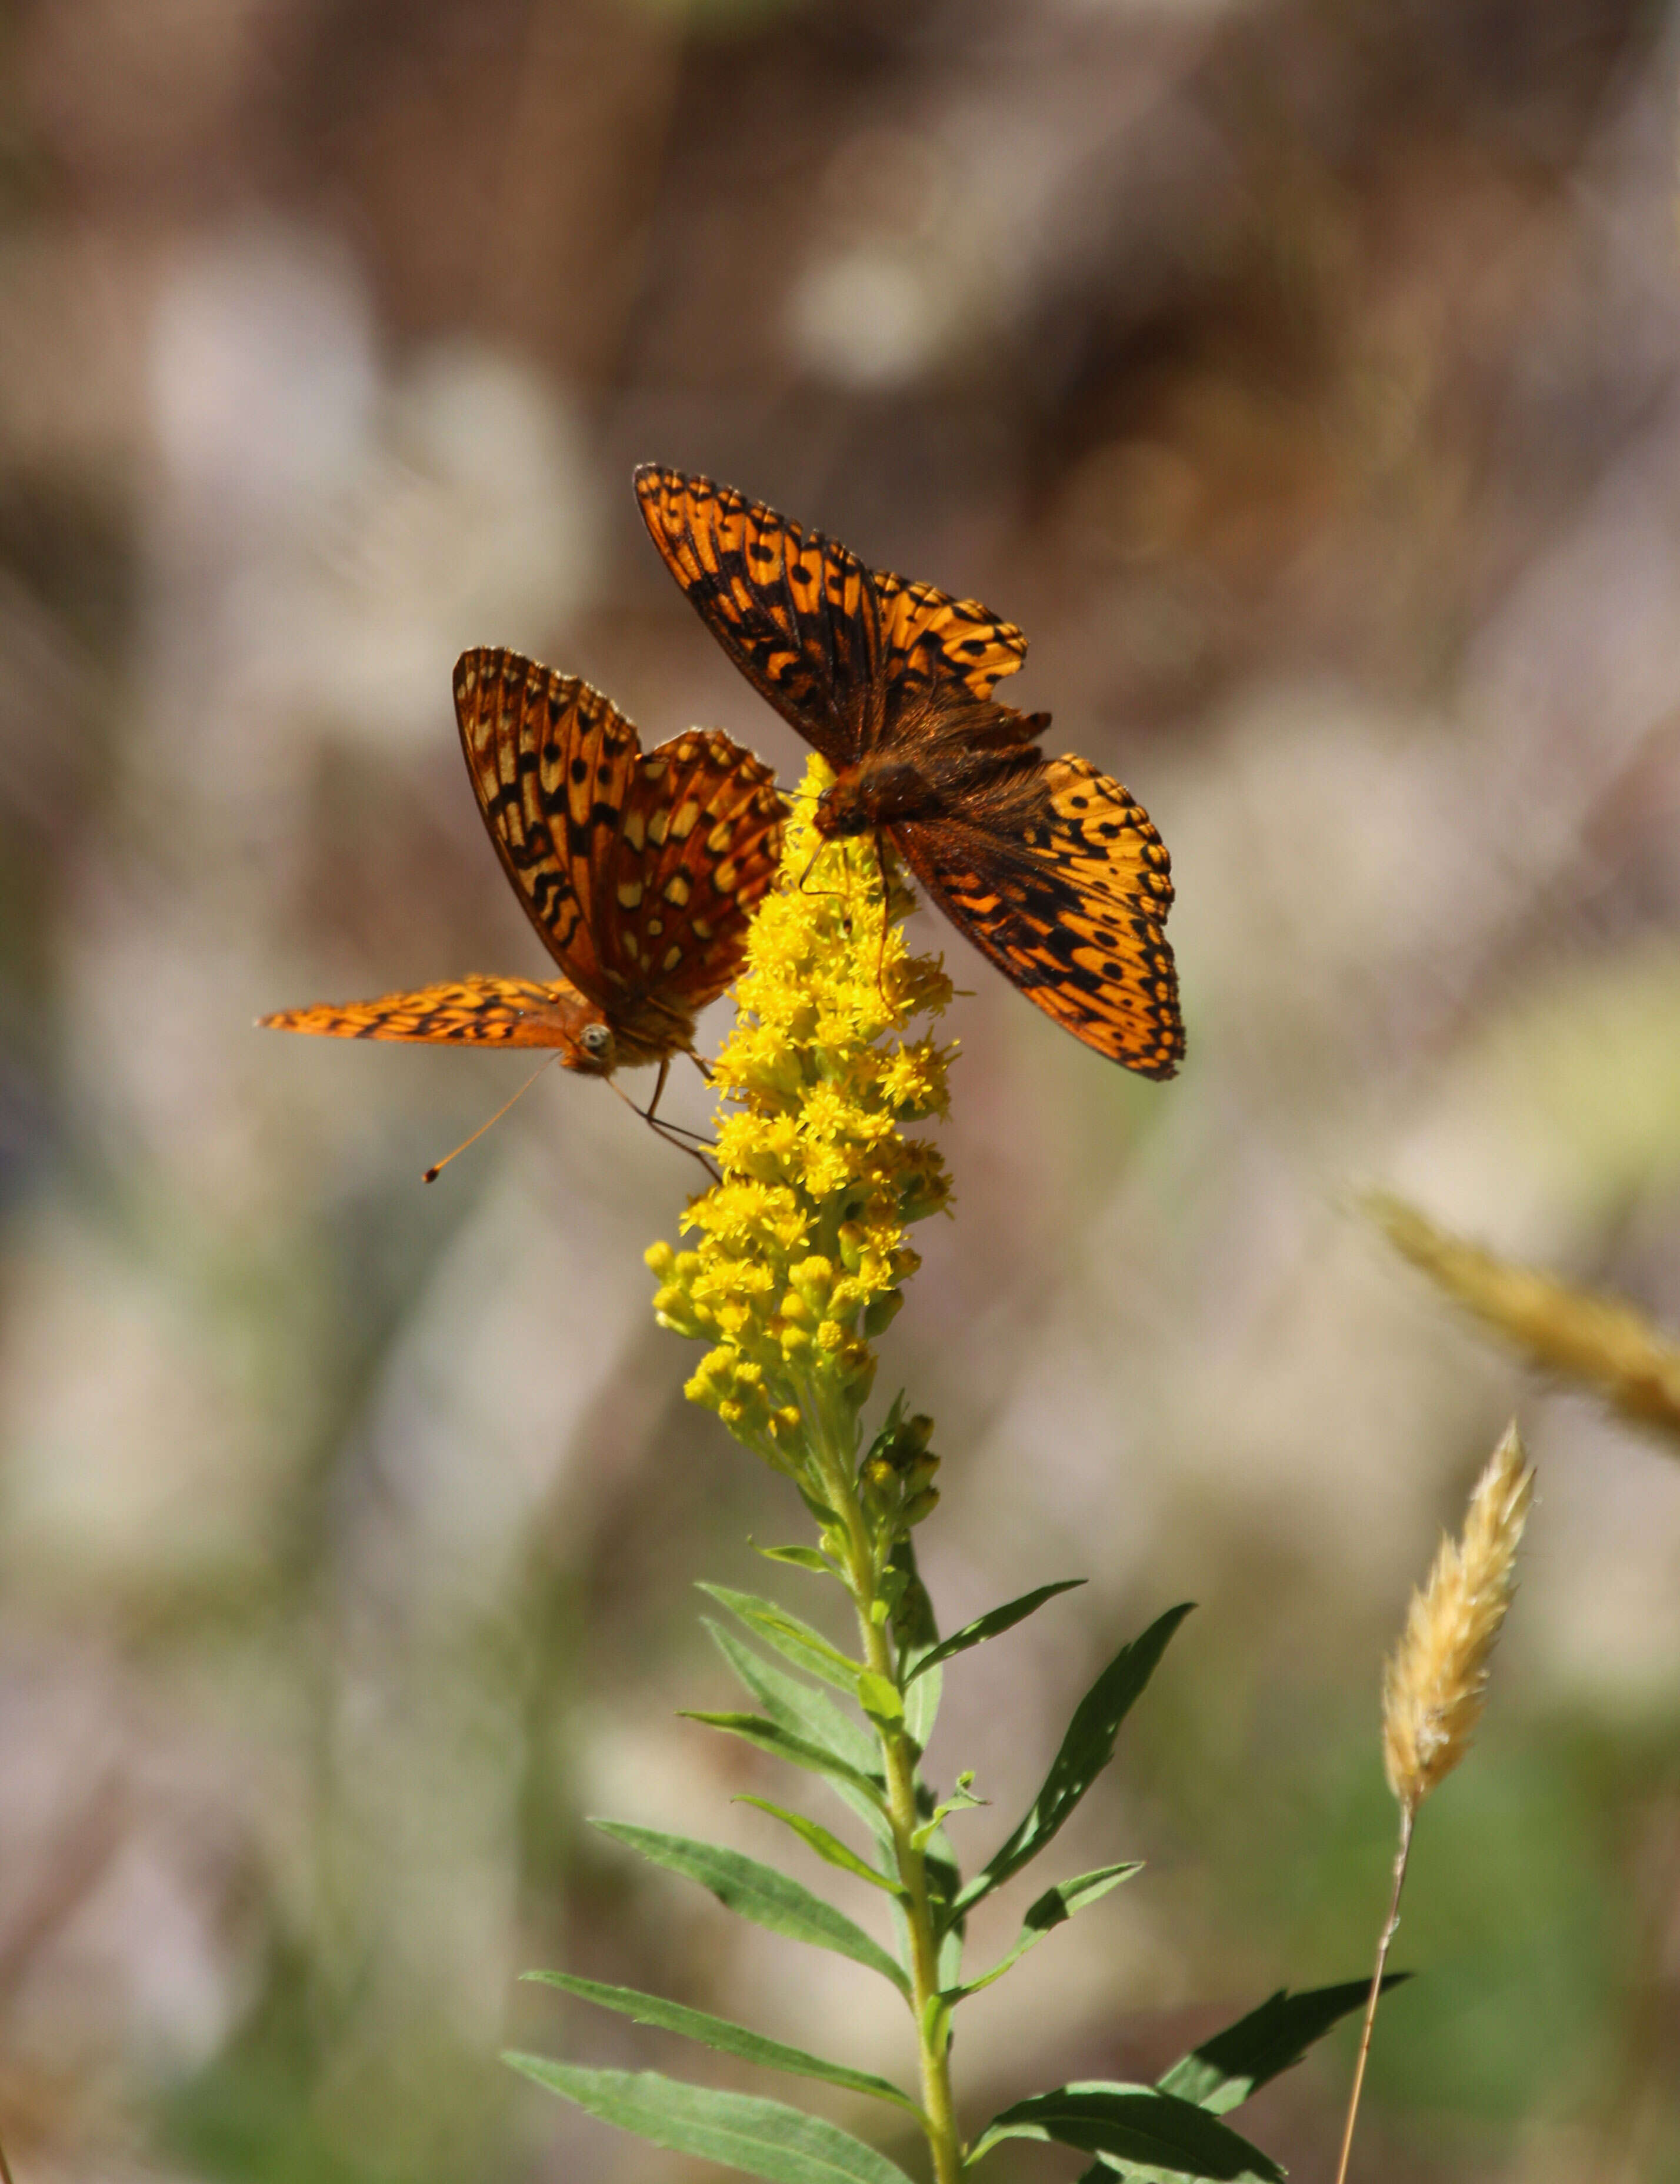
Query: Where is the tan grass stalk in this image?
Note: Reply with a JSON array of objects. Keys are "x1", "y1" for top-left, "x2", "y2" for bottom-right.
[
  {"x1": 1335, "y1": 1423, "x2": 1534, "y2": 2184},
  {"x1": 1382, "y1": 1420, "x2": 1534, "y2": 1815},
  {"x1": 1368, "y1": 1193, "x2": 1680, "y2": 1446}
]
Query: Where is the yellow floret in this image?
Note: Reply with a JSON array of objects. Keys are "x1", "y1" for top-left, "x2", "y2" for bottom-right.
[{"x1": 648, "y1": 757, "x2": 955, "y2": 1456}]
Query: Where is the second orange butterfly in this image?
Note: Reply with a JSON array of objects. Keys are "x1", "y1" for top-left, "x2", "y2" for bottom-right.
[
  {"x1": 635, "y1": 465, "x2": 1185, "y2": 1078},
  {"x1": 262, "y1": 646, "x2": 785, "y2": 1164}
]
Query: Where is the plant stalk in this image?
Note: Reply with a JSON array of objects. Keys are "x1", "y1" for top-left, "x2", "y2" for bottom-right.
[
  {"x1": 1334, "y1": 1806, "x2": 1414, "y2": 2184},
  {"x1": 806, "y1": 1391, "x2": 964, "y2": 2184}
]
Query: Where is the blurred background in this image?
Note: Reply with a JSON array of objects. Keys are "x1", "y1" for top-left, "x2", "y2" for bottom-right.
[{"x1": 4, "y1": 0, "x2": 1680, "y2": 2176}]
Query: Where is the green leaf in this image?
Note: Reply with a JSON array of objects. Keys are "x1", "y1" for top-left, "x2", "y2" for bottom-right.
[
  {"x1": 953, "y1": 1603, "x2": 1192, "y2": 1919},
  {"x1": 887, "y1": 1538, "x2": 942, "y2": 1748},
  {"x1": 700, "y1": 1620, "x2": 912, "y2": 1973},
  {"x1": 735, "y1": 1797, "x2": 904, "y2": 1896},
  {"x1": 522, "y1": 1972, "x2": 920, "y2": 2115},
  {"x1": 969, "y1": 2083, "x2": 1282, "y2": 2181},
  {"x1": 951, "y1": 1863, "x2": 1141, "y2": 1999},
  {"x1": 903, "y1": 1581, "x2": 1087, "y2": 1684},
  {"x1": 912, "y1": 1776, "x2": 984, "y2": 1850},
  {"x1": 700, "y1": 1586, "x2": 863, "y2": 1697},
  {"x1": 754, "y1": 1543, "x2": 835, "y2": 1576},
  {"x1": 682, "y1": 1712, "x2": 889, "y2": 1812},
  {"x1": 505, "y1": 2059, "x2": 916, "y2": 2184},
  {"x1": 856, "y1": 1671, "x2": 905, "y2": 1732},
  {"x1": 1156, "y1": 1977, "x2": 1409, "y2": 2114},
  {"x1": 591, "y1": 1822, "x2": 911, "y2": 1998},
  {"x1": 904, "y1": 1662, "x2": 941, "y2": 1752},
  {"x1": 705, "y1": 1624, "x2": 878, "y2": 1780}
]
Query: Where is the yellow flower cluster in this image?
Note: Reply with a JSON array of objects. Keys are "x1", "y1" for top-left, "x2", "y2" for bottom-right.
[{"x1": 645, "y1": 758, "x2": 954, "y2": 1461}]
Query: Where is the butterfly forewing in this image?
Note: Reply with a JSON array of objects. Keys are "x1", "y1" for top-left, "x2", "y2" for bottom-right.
[
  {"x1": 454, "y1": 648, "x2": 641, "y2": 999},
  {"x1": 871, "y1": 571, "x2": 1029, "y2": 708},
  {"x1": 635, "y1": 465, "x2": 1030, "y2": 763},
  {"x1": 634, "y1": 464, "x2": 878, "y2": 764},
  {"x1": 260, "y1": 977, "x2": 604, "y2": 1054}
]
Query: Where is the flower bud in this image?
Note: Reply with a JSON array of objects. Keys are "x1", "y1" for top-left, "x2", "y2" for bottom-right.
[{"x1": 862, "y1": 1289, "x2": 903, "y2": 1337}]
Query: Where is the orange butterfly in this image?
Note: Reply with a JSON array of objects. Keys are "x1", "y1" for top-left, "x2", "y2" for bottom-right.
[
  {"x1": 262, "y1": 647, "x2": 785, "y2": 1164},
  {"x1": 635, "y1": 465, "x2": 1184, "y2": 1078}
]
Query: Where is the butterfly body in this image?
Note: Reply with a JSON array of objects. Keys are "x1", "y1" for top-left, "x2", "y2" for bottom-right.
[
  {"x1": 262, "y1": 648, "x2": 785, "y2": 1153},
  {"x1": 635, "y1": 464, "x2": 1185, "y2": 1078}
]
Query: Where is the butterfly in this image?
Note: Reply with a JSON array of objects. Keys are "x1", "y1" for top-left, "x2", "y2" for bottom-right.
[
  {"x1": 261, "y1": 646, "x2": 786, "y2": 1167},
  {"x1": 635, "y1": 465, "x2": 1184, "y2": 1078}
]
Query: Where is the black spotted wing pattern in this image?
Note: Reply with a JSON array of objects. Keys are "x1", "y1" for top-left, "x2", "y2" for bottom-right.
[
  {"x1": 633, "y1": 465, "x2": 1026, "y2": 764},
  {"x1": 634, "y1": 465, "x2": 1184, "y2": 1078},
  {"x1": 897, "y1": 759, "x2": 1183, "y2": 1077}
]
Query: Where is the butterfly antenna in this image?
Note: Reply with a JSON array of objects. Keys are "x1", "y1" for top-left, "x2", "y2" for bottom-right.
[{"x1": 423, "y1": 1056, "x2": 558, "y2": 1183}]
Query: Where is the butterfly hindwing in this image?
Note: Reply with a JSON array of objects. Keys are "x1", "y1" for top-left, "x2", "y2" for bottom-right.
[
  {"x1": 595, "y1": 729, "x2": 786, "y2": 1056},
  {"x1": 260, "y1": 977, "x2": 603, "y2": 1051},
  {"x1": 896, "y1": 758, "x2": 1183, "y2": 1078}
]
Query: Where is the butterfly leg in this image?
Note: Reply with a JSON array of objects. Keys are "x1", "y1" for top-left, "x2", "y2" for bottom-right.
[
  {"x1": 796, "y1": 837, "x2": 851, "y2": 911},
  {"x1": 609, "y1": 1073, "x2": 720, "y2": 1183},
  {"x1": 873, "y1": 828, "x2": 893, "y2": 1000}
]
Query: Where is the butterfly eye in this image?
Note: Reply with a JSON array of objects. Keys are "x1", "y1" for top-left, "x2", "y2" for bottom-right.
[{"x1": 581, "y1": 1022, "x2": 612, "y2": 1056}]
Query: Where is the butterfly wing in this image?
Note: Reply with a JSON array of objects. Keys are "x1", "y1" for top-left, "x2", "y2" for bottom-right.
[
  {"x1": 634, "y1": 465, "x2": 1027, "y2": 763},
  {"x1": 871, "y1": 570, "x2": 1028, "y2": 709},
  {"x1": 895, "y1": 757, "x2": 1184, "y2": 1078},
  {"x1": 453, "y1": 647, "x2": 642, "y2": 1001},
  {"x1": 591, "y1": 729, "x2": 785, "y2": 1063},
  {"x1": 260, "y1": 976, "x2": 607, "y2": 1060}
]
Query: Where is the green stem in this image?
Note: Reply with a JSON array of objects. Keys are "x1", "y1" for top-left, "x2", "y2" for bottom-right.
[{"x1": 804, "y1": 1386, "x2": 963, "y2": 2184}]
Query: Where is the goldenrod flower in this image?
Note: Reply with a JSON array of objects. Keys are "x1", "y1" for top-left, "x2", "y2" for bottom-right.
[{"x1": 646, "y1": 758, "x2": 955, "y2": 1467}]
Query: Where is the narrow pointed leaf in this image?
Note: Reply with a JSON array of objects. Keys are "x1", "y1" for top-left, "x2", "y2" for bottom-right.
[
  {"x1": 1157, "y1": 1977, "x2": 1411, "y2": 2114},
  {"x1": 954, "y1": 1603, "x2": 1192, "y2": 1919},
  {"x1": 705, "y1": 1625, "x2": 879, "y2": 1779},
  {"x1": 903, "y1": 1581, "x2": 1087, "y2": 1684},
  {"x1": 700, "y1": 1586, "x2": 863, "y2": 1696},
  {"x1": 952, "y1": 1863, "x2": 1141, "y2": 1999},
  {"x1": 682, "y1": 1712, "x2": 889, "y2": 1812},
  {"x1": 904, "y1": 1659, "x2": 941, "y2": 1751},
  {"x1": 754, "y1": 1543, "x2": 835, "y2": 1575},
  {"x1": 504, "y1": 2059, "x2": 916, "y2": 2184},
  {"x1": 735, "y1": 1797, "x2": 904, "y2": 1895},
  {"x1": 522, "y1": 1973, "x2": 920, "y2": 2115},
  {"x1": 970, "y1": 2083, "x2": 1282, "y2": 2181},
  {"x1": 887, "y1": 1539, "x2": 942, "y2": 1747},
  {"x1": 591, "y1": 1822, "x2": 910, "y2": 1997}
]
